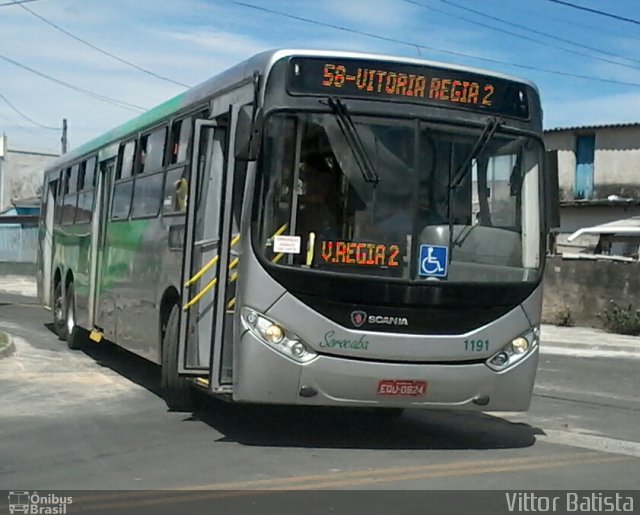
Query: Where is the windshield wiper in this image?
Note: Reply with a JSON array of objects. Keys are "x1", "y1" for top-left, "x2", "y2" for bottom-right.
[
  {"x1": 447, "y1": 117, "x2": 502, "y2": 260},
  {"x1": 325, "y1": 97, "x2": 379, "y2": 184},
  {"x1": 449, "y1": 116, "x2": 502, "y2": 192}
]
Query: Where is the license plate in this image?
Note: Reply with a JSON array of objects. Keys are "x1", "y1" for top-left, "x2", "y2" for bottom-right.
[{"x1": 377, "y1": 379, "x2": 427, "y2": 397}]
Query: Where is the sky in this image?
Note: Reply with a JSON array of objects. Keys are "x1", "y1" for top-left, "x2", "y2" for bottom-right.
[{"x1": 1, "y1": 0, "x2": 640, "y2": 154}]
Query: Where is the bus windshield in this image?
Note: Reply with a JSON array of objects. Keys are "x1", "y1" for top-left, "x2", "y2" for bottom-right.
[{"x1": 256, "y1": 112, "x2": 543, "y2": 283}]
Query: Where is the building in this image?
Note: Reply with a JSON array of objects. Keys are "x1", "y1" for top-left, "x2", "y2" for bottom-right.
[
  {"x1": 544, "y1": 123, "x2": 640, "y2": 255},
  {"x1": 0, "y1": 134, "x2": 58, "y2": 212}
]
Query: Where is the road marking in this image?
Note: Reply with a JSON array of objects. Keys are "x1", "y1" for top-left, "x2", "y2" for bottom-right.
[
  {"x1": 534, "y1": 384, "x2": 639, "y2": 404},
  {"x1": 64, "y1": 451, "x2": 628, "y2": 512},
  {"x1": 540, "y1": 346, "x2": 640, "y2": 360},
  {"x1": 538, "y1": 429, "x2": 640, "y2": 459}
]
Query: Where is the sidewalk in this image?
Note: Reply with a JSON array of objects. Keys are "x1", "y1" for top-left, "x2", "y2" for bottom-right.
[
  {"x1": 541, "y1": 324, "x2": 640, "y2": 355},
  {"x1": 0, "y1": 275, "x2": 37, "y2": 297}
]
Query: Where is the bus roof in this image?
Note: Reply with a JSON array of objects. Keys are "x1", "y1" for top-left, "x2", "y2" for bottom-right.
[{"x1": 47, "y1": 48, "x2": 538, "y2": 171}]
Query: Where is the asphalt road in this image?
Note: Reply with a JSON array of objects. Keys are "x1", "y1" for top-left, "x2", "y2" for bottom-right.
[{"x1": 1, "y1": 293, "x2": 639, "y2": 494}]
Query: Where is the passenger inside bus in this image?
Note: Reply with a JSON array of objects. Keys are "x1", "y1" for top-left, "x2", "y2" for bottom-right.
[{"x1": 296, "y1": 153, "x2": 341, "y2": 245}]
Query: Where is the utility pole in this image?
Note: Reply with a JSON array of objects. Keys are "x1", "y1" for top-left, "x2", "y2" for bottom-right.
[{"x1": 61, "y1": 118, "x2": 67, "y2": 154}]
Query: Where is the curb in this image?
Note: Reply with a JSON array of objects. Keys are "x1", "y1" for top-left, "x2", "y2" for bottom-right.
[
  {"x1": 0, "y1": 331, "x2": 15, "y2": 359},
  {"x1": 542, "y1": 340, "x2": 640, "y2": 354}
]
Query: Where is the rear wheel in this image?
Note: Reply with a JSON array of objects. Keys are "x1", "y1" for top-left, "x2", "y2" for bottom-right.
[
  {"x1": 53, "y1": 281, "x2": 67, "y2": 340},
  {"x1": 161, "y1": 304, "x2": 193, "y2": 411},
  {"x1": 65, "y1": 283, "x2": 87, "y2": 350}
]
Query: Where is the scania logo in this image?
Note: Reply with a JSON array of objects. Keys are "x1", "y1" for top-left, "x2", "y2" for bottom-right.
[
  {"x1": 350, "y1": 310, "x2": 367, "y2": 328},
  {"x1": 350, "y1": 311, "x2": 409, "y2": 327}
]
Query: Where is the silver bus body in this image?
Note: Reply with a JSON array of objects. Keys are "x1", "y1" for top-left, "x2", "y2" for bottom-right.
[{"x1": 37, "y1": 49, "x2": 554, "y2": 412}]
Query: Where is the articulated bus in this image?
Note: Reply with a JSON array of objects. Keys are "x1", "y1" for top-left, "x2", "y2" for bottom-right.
[{"x1": 37, "y1": 49, "x2": 559, "y2": 413}]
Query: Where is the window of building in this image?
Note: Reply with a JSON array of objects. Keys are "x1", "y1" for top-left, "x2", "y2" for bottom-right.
[{"x1": 575, "y1": 134, "x2": 595, "y2": 200}]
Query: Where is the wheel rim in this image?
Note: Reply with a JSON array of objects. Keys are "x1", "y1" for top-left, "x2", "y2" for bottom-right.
[
  {"x1": 54, "y1": 290, "x2": 64, "y2": 325},
  {"x1": 66, "y1": 294, "x2": 75, "y2": 335}
]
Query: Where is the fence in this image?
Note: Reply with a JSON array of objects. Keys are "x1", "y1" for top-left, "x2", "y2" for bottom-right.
[
  {"x1": 0, "y1": 222, "x2": 38, "y2": 271},
  {"x1": 542, "y1": 255, "x2": 640, "y2": 328}
]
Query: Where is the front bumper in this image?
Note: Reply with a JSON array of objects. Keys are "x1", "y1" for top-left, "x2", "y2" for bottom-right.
[{"x1": 234, "y1": 330, "x2": 538, "y2": 411}]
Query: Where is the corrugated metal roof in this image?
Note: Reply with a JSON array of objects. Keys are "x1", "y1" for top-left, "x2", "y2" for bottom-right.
[{"x1": 545, "y1": 122, "x2": 640, "y2": 133}]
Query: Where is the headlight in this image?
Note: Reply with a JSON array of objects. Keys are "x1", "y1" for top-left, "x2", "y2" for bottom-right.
[
  {"x1": 241, "y1": 307, "x2": 317, "y2": 363},
  {"x1": 486, "y1": 327, "x2": 538, "y2": 372}
]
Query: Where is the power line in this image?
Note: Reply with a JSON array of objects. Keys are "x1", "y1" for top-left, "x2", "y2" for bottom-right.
[
  {"x1": 543, "y1": 0, "x2": 640, "y2": 27},
  {"x1": 483, "y1": 0, "x2": 640, "y2": 43},
  {"x1": 13, "y1": 0, "x2": 191, "y2": 88},
  {"x1": 401, "y1": 0, "x2": 640, "y2": 73},
  {"x1": 431, "y1": 0, "x2": 640, "y2": 67},
  {"x1": 0, "y1": 111, "x2": 42, "y2": 135},
  {"x1": 0, "y1": 51, "x2": 147, "y2": 112},
  {"x1": 0, "y1": 92, "x2": 59, "y2": 130},
  {"x1": 0, "y1": 0, "x2": 40, "y2": 6},
  {"x1": 230, "y1": 1, "x2": 640, "y2": 88}
]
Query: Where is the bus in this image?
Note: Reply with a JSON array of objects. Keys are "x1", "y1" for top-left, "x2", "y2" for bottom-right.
[{"x1": 36, "y1": 49, "x2": 559, "y2": 413}]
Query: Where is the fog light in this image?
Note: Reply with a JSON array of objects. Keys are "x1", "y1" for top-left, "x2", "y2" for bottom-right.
[
  {"x1": 490, "y1": 352, "x2": 509, "y2": 367},
  {"x1": 291, "y1": 341, "x2": 306, "y2": 357},
  {"x1": 265, "y1": 324, "x2": 284, "y2": 344},
  {"x1": 511, "y1": 337, "x2": 529, "y2": 354}
]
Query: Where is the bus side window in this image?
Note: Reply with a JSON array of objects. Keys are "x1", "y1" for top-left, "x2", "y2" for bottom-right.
[
  {"x1": 62, "y1": 164, "x2": 78, "y2": 225},
  {"x1": 112, "y1": 140, "x2": 136, "y2": 220},
  {"x1": 117, "y1": 140, "x2": 136, "y2": 180},
  {"x1": 54, "y1": 170, "x2": 64, "y2": 224},
  {"x1": 169, "y1": 117, "x2": 192, "y2": 165},
  {"x1": 76, "y1": 156, "x2": 96, "y2": 223},
  {"x1": 132, "y1": 127, "x2": 166, "y2": 218},
  {"x1": 163, "y1": 167, "x2": 188, "y2": 215}
]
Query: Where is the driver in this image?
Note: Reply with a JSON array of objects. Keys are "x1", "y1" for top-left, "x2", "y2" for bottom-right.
[{"x1": 297, "y1": 154, "x2": 340, "y2": 242}]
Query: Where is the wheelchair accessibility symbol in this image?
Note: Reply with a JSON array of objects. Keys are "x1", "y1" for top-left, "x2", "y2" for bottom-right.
[{"x1": 419, "y1": 244, "x2": 448, "y2": 278}]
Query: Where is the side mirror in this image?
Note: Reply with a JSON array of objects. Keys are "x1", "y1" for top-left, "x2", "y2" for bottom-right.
[
  {"x1": 235, "y1": 106, "x2": 264, "y2": 162},
  {"x1": 544, "y1": 150, "x2": 561, "y2": 230}
]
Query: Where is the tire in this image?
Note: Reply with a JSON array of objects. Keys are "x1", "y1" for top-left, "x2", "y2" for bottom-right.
[
  {"x1": 53, "y1": 281, "x2": 67, "y2": 341},
  {"x1": 161, "y1": 304, "x2": 193, "y2": 411},
  {"x1": 65, "y1": 283, "x2": 87, "y2": 350}
]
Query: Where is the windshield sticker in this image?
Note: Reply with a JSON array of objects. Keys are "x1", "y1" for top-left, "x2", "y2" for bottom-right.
[
  {"x1": 273, "y1": 235, "x2": 302, "y2": 254},
  {"x1": 316, "y1": 240, "x2": 401, "y2": 269},
  {"x1": 419, "y1": 244, "x2": 448, "y2": 278},
  {"x1": 319, "y1": 330, "x2": 370, "y2": 351}
]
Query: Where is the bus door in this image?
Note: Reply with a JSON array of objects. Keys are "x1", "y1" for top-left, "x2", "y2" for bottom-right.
[
  {"x1": 178, "y1": 110, "x2": 238, "y2": 390},
  {"x1": 89, "y1": 157, "x2": 115, "y2": 330},
  {"x1": 37, "y1": 172, "x2": 58, "y2": 308}
]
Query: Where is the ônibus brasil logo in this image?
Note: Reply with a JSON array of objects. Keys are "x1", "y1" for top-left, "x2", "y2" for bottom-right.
[
  {"x1": 7, "y1": 491, "x2": 73, "y2": 514},
  {"x1": 350, "y1": 310, "x2": 408, "y2": 328}
]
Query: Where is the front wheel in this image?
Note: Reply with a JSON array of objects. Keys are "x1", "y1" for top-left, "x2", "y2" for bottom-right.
[{"x1": 161, "y1": 305, "x2": 193, "y2": 411}]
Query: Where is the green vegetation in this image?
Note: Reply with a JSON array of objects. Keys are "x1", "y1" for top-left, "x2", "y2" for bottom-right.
[
  {"x1": 555, "y1": 305, "x2": 574, "y2": 327},
  {"x1": 598, "y1": 301, "x2": 640, "y2": 336},
  {"x1": 0, "y1": 331, "x2": 14, "y2": 358}
]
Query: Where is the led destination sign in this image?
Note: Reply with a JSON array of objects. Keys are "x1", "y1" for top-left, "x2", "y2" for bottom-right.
[
  {"x1": 288, "y1": 57, "x2": 530, "y2": 119},
  {"x1": 316, "y1": 240, "x2": 401, "y2": 269}
]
